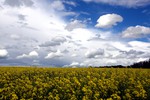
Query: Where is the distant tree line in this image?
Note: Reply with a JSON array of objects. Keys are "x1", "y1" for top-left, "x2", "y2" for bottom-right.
[
  {"x1": 92, "y1": 65, "x2": 126, "y2": 68},
  {"x1": 129, "y1": 59, "x2": 150, "y2": 68},
  {"x1": 92, "y1": 59, "x2": 150, "y2": 68}
]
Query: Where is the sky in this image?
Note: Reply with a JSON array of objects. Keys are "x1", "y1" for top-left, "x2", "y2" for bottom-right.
[{"x1": 0, "y1": 0, "x2": 150, "y2": 67}]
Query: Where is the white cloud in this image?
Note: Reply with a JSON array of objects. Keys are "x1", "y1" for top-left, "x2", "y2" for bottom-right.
[
  {"x1": 85, "y1": 48, "x2": 104, "y2": 58},
  {"x1": 110, "y1": 42, "x2": 130, "y2": 51},
  {"x1": 0, "y1": 49, "x2": 8, "y2": 58},
  {"x1": 49, "y1": 0, "x2": 77, "y2": 17},
  {"x1": 70, "y1": 61, "x2": 80, "y2": 66},
  {"x1": 16, "y1": 51, "x2": 38, "y2": 59},
  {"x1": 71, "y1": 54, "x2": 77, "y2": 57},
  {"x1": 52, "y1": 36, "x2": 66, "y2": 43},
  {"x1": 40, "y1": 36, "x2": 66, "y2": 47},
  {"x1": 137, "y1": 58, "x2": 149, "y2": 62},
  {"x1": 122, "y1": 25, "x2": 150, "y2": 38},
  {"x1": 83, "y1": 0, "x2": 150, "y2": 8},
  {"x1": 105, "y1": 59, "x2": 117, "y2": 65},
  {"x1": 29, "y1": 51, "x2": 38, "y2": 57},
  {"x1": 65, "y1": 20, "x2": 85, "y2": 31},
  {"x1": 115, "y1": 50, "x2": 144, "y2": 59},
  {"x1": 70, "y1": 28, "x2": 95, "y2": 42},
  {"x1": 80, "y1": 63, "x2": 86, "y2": 66},
  {"x1": 50, "y1": 1, "x2": 65, "y2": 11},
  {"x1": 10, "y1": 34, "x2": 20, "y2": 40},
  {"x1": 16, "y1": 54, "x2": 28, "y2": 59},
  {"x1": 128, "y1": 41, "x2": 150, "y2": 52},
  {"x1": 59, "y1": 11, "x2": 77, "y2": 17},
  {"x1": 128, "y1": 41, "x2": 150, "y2": 47},
  {"x1": 45, "y1": 50, "x2": 63, "y2": 59},
  {"x1": 63, "y1": 1, "x2": 76, "y2": 7},
  {"x1": 95, "y1": 13, "x2": 123, "y2": 28}
]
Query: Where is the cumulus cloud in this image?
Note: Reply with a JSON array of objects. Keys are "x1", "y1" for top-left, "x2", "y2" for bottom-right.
[
  {"x1": 85, "y1": 49, "x2": 104, "y2": 58},
  {"x1": 0, "y1": 49, "x2": 8, "y2": 58},
  {"x1": 83, "y1": 0, "x2": 150, "y2": 8},
  {"x1": 16, "y1": 51, "x2": 38, "y2": 59},
  {"x1": 127, "y1": 41, "x2": 150, "y2": 53},
  {"x1": 115, "y1": 50, "x2": 144, "y2": 59},
  {"x1": 65, "y1": 20, "x2": 85, "y2": 31},
  {"x1": 29, "y1": 51, "x2": 38, "y2": 56},
  {"x1": 40, "y1": 36, "x2": 66, "y2": 47},
  {"x1": 70, "y1": 61, "x2": 80, "y2": 66},
  {"x1": 122, "y1": 25, "x2": 150, "y2": 38},
  {"x1": 45, "y1": 50, "x2": 63, "y2": 59},
  {"x1": 95, "y1": 13, "x2": 123, "y2": 28}
]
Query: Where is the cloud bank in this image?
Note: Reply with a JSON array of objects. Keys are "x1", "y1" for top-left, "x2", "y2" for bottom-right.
[{"x1": 122, "y1": 25, "x2": 150, "y2": 38}]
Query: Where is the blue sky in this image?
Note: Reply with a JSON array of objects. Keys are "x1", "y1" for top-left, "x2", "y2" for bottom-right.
[
  {"x1": 0, "y1": 0, "x2": 150, "y2": 67},
  {"x1": 67, "y1": 0, "x2": 150, "y2": 30}
]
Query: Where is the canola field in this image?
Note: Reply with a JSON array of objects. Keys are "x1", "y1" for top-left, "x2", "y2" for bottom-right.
[{"x1": 0, "y1": 67, "x2": 150, "y2": 100}]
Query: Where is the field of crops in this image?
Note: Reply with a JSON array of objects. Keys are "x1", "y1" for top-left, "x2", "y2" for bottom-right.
[{"x1": 0, "y1": 67, "x2": 150, "y2": 100}]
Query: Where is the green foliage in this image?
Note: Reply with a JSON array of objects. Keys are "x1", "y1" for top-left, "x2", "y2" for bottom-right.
[{"x1": 0, "y1": 67, "x2": 149, "y2": 100}]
